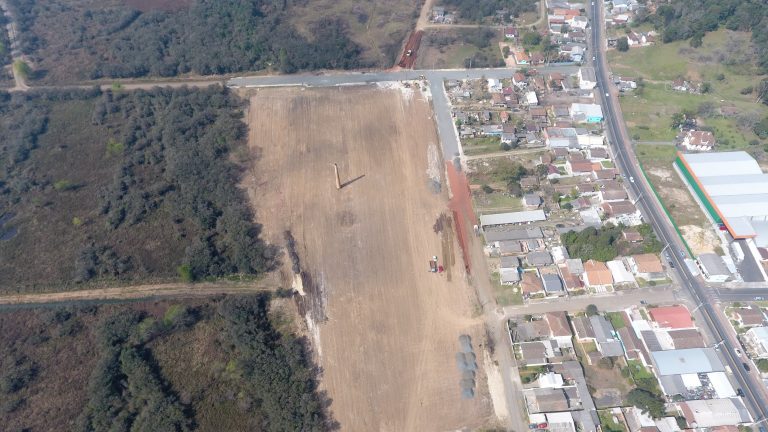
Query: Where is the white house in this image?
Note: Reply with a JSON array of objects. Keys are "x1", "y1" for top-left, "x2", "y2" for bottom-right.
[
  {"x1": 487, "y1": 78, "x2": 502, "y2": 93},
  {"x1": 681, "y1": 130, "x2": 715, "y2": 152},
  {"x1": 578, "y1": 67, "x2": 597, "y2": 90},
  {"x1": 525, "y1": 91, "x2": 539, "y2": 106},
  {"x1": 745, "y1": 326, "x2": 768, "y2": 358}
]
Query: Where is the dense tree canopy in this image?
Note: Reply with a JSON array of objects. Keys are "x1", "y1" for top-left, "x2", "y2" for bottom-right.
[
  {"x1": 641, "y1": 0, "x2": 768, "y2": 73},
  {"x1": 9, "y1": 0, "x2": 366, "y2": 78}
]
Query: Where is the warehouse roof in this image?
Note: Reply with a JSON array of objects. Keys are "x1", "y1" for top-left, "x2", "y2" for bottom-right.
[
  {"x1": 679, "y1": 398, "x2": 751, "y2": 427},
  {"x1": 652, "y1": 348, "x2": 724, "y2": 375},
  {"x1": 698, "y1": 253, "x2": 730, "y2": 277},
  {"x1": 484, "y1": 227, "x2": 544, "y2": 242},
  {"x1": 681, "y1": 151, "x2": 762, "y2": 176},
  {"x1": 699, "y1": 174, "x2": 768, "y2": 196},
  {"x1": 480, "y1": 210, "x2": 546, "y2": 227}
]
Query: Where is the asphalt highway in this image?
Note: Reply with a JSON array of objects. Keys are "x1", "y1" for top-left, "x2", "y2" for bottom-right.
[{"x1": 589, "y1": 0, "x2": 768, "y2": 423}]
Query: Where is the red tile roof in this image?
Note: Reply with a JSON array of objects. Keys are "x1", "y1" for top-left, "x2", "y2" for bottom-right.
[{"x1": 648, "y1": 305, "x2": 693, "y2": 329}]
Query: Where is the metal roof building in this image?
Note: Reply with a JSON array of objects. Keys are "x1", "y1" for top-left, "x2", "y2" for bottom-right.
[
  {"x1": 676, "y1": 151, "x2": 768, "y2": 241},
  {"x1": 651, "y1": 348, "x2": 724, "y2": 375},
  {"x1": 479, "y1": 210, "x2": 546, "y2": 228}
]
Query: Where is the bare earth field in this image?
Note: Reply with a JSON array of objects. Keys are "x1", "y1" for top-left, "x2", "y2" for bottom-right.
[{"x1": 243, "y1": 85, "x2": 493, "y2": 431}]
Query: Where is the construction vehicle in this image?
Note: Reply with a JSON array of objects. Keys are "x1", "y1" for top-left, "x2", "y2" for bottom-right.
[{"x1": 429, "y1": 256, "x2": 438, "y2": 273}]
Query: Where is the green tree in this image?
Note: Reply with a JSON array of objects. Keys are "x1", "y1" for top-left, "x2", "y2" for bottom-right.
[
  {"x1": 522, "y1": 32, "x2": 542, "y2": 48},
  {"x1": 627, "y1": 388, "x2": 666, "y2": 418},
  {"x1": 617, "y1": 37, "x2": 629, "y2": 52},
  {"x1": 13, "y1": 60, "x2": 31, "y2": 80},
  {"x1": 586, "y1": 304, "x2": 598, "y2": 316}
]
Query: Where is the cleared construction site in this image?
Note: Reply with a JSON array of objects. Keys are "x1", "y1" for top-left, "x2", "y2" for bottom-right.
[{"x1": 242, "y1": 85, "x2": 493, "y2": 431}]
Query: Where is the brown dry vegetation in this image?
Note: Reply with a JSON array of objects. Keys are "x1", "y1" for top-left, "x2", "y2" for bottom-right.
[{"x1": 242, "y1": 85, "x2": 493, "y2": 431}]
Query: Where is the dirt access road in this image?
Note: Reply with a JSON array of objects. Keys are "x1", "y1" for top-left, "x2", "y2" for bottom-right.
[{"x1": 243, "y1": 85, "x2": 494, "y2": 431}]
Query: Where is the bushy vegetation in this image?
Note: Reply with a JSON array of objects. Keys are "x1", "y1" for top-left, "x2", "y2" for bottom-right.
[
  {"x1": 641, "y1": 0, "x2": 768, "y2": 73},
  {"x1": 439, "y1": 0, "x2": 537, "y2": 23},
  {"x1": 0, "y1": 296, "x2": 334, "y2": 430},
  {"x1": 9, "y1": 0, "x2": 367, "y2": 81},
  {"x1": 0, "y1": 87, "x2": 275, "y2": 290},
  {"x1": 561, "y1": 224, "x2": 662, "y2": 262}
]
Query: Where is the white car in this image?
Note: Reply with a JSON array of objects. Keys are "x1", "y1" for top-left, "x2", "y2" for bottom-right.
[
  {"x1": 736, "y1": 348, "x2": 743, "y2": 357},
  {"x1": 629, "y1": 176, "x2": 634, "y2": 183}
]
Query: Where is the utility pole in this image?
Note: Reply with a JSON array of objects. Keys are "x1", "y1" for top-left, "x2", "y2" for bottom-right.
[{"x1": 333, "y1": 163, "x2": 341, "y2": 190}]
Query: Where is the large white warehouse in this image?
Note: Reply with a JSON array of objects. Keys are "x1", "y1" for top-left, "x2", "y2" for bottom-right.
[{"x1": 676, "y1": 151, "x2": 768, "y2": 244}]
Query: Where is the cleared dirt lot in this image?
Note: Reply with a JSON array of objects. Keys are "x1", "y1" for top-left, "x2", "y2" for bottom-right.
[{"x1": 243, "y1": 85, "x2": 493, "y2": 431}]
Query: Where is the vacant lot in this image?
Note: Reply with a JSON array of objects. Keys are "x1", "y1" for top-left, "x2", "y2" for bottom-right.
[
  {"x1": 609, "y1": 29, "x2": 768, "y2": 148},
  {"x1": 636, "y1": 145, "x2": 712, "y2": 253},
  {"x1": 244, "y1": 85, "x2": 492, "y2": 431},
  {"x1": 416, "y1": 28, "x2": 504, "y2": 69}
]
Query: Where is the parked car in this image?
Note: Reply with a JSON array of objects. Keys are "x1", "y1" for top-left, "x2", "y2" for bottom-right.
[
  {"x1": 743, "y1": 362, "x2": 751, "y2": 372},
  {"x1": 737, "y1": 388, "x2": 745, "y2": 397}
]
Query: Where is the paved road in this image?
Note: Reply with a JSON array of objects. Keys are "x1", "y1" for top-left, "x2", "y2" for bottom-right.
[
  {"x1": 503, "y1": 285, "x2": 682, "y2": 316},
  {"x1": 590, "y1": 0, "x2": 768, "y2": 422},
  {"x1": 229, "y1": 65, "x2": 577, "y2": 161}
]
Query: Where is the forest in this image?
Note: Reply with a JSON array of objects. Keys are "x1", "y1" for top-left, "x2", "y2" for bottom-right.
[
  {"x1": 641, "y1": 0, "x2": 768, "y2": 73},
  {"x1": 439, "y1": 0, "x2": 537, "y2": 23},
  {"x1": 0, "y1": 295, "x2": 335, "y2": 431},
  {"x1": 0, "y1": 86, "x2": 275, "y2": 290},
  {"x1": 8, "y1": 0, "x2": 368, "y2": 81}
]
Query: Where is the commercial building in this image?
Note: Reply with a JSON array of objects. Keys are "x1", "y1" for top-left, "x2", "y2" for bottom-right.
[
  {"x1": 570, "y1": 103, "x2": 603, "y2": 123},
  {"x1": 651, "y1": 348, "x2": 724, "y2": 376},
  {"x1": 676, "y1": 151, "x2": 768, "y2": 244},
  {"x1": 744, "y1": 326, "x2": 768, "y2": 358},
  {"x1": 697, "y1": 253, "x2": 730, "y2": 282},
  {"x1": 480, "y1": 210, "x2": 546, "y2": 228},
  {"x1": 677, "y1": 398, "x2": 752, "y2": 427}
]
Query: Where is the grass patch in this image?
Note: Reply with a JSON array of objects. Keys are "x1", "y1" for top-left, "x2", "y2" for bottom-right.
[
  {"x1": 417, "y1": 28, "x2": 505, "y2": 69},
  {"x1": 492, "y1": 271, "x2": 523, "y2": 306},
  {"x1": 606, "y1": 312, "x2": 626, "y2": 330},
  {"x1": 462, "y1": 136, "x2": 503, "y2": 156},
  {"x1": 598, "y1": 410, "x2": 626, "y2": 432}
]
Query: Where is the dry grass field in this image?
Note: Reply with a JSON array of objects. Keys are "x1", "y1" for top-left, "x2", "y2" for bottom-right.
[{"x1": 243, "y1": 85, "x2": 494, "y2": 431}]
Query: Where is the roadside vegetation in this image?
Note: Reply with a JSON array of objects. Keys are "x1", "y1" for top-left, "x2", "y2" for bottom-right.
[
  {"x1": 8, "y1": 0, "x2": 420, "y2": 83},
  {"x1": 0, "y1": 295, "x2": 335, "y2": 431},
  {"x1": 0, "y1": 86, "x2": 276, "y2": 292},
  {"x1": 436, "y1": 0, "x2": 537, "y2": 23},
  {"x1": 561, "y1": 224, "x2": 662, "y2": 262}
]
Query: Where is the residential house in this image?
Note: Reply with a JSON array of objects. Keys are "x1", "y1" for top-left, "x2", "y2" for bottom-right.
[
  {"x1": 592, "y1": 169, "x2": 616, "y2": 181},
  {"x1": 524, "y1": 91, "x2": 539, "y2": 106},
  {"x1": 601, "y1": 200, "x2": 641, "y2": 225},
  {"x1": 622, "y1": 229, "x2": 643, "y2": 243},
  {"x1": 500, "y1": 111, "x2": 510, "y2": 123},
  {"x1": 551, "y1": 246, "x2": 569, "y2": 263},
  {"x1": 745, "y1": 326, "x2": 768, "y2": 358},
  {"x1": 558, "y1": 264, "x2": 583, "y2": 291},
  {"x1": 500, "y1": 256, "x2": 521, "y2": 271},
  {"x1": 598, "y1": 188, "x2": 627, "y2": 202},
  {"x1": 530, "y1": 52, "x2": 545, "y2": 66},
  {"x1": 544, "y1": 127, "x2": 578, "y2": 148},
  {"x1": 504, "y1": 26, "x2": 519, "y2": 39},
  {"x1": 607, "y1": 260, "x2": 636, "y2": 285},
  {"x1": 524, "y1": 193, "x2": 543, "y2": 208},
  {"x1": 491, "y1": 93, "x2": 506, "y2": 107},
  {"x1": 513, "y1": 72, "x2": 527, "y2": 88},
  {"x1": 590, "y1": 315, "x2": 624, "y2": 357},
  {"x1": 681, "y1": 130, "x2": 715, "y2": 152},
  {"x1": 521, "y1": 271, "x2": 545, "y2": 297},
  {"x1": 588, "y1": 147, "x2": 608, "y2": 160},
  {"x1": 545, "y1": 311, "x2": 573, "y2": 348},
  {"x1": 630, "y1": 254, "x2": 665, "y2": 280},
  {"x1": 566, "y1": 258, "x2": 584, "y2": 276},
  {"x1": 498, "y1": 240, "x2": 524, "y2": 255},
  {"x1": 520, "y1": 176, "x2": 539, "y2": 190},
  {"x1": 548, "y1": 72, "x2": 565, "y2": 90},
  {"x1": 648, "y1": 305, "x2": 694, "y2": 330},
  {"x1": 583, "y1": 260, "x2": 613, "y2": 289},
  {"x1": 735, "y1": 307, "x2": 766, "y2": 328},
  {"x1": 567, "y1": 15, "x2": 588, "y2": 30},
  {"x1": 527, "y1": 251, "x2": 554, "y2": 267},
  {"x1": 668, "y1": 329, "x2": 706, "y2": 349},
  {"x1": 578, "y1": 67, "x2": 597, "y2": 90},
  {"x1": 513, "y1": 49, "x2": 530, "y2": 65},
  {"x1": 501, "y1": 268, "x2": 521, "y2": 284},
  {"x1": 543, "y1": 273, "x2": 566, "y2": 297},
  {"x1": 571, "y1": 318, "x2": 595, "y2": 347},
  {"x1": 480, "y1": 124, "x2": 503, "y2": 136},
  {"x1": 567, "y1": 161, "x2": 594, "y2": 176},
  {"x1": 530, "y1": 106, "x2": 548, "y2": 124}
]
